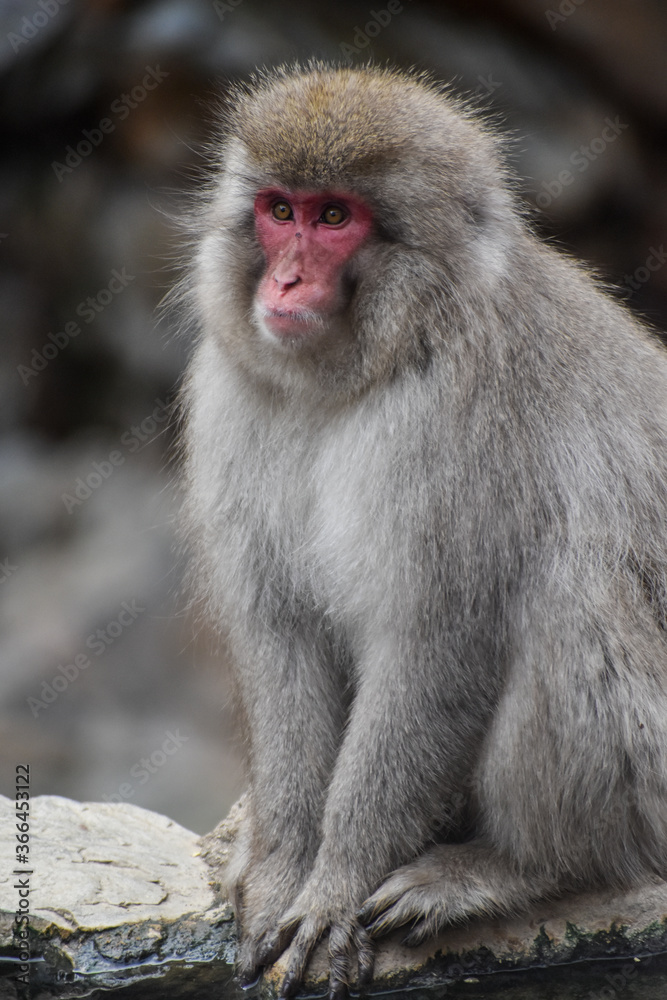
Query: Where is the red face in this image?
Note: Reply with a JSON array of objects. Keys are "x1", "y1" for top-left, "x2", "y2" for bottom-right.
[{"x1": 253, "y1": 189, "x2": 373, "y2": 340}]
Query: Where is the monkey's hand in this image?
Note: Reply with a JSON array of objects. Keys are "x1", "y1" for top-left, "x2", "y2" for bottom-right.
[
  {"x1": 235, "y1": 847, "x2": 314, "y2": 986},
  {"x1": 255, "y1": 877, "x2": 375, "y2": 1000}
]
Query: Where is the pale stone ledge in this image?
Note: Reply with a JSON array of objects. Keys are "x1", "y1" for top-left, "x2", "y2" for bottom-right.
[
  {"x1": 0, "y1": 795, "x2": 235, "y2": 994},
  {"x1": 2, "y1": 794, "x2": 667, "y2": 996}
]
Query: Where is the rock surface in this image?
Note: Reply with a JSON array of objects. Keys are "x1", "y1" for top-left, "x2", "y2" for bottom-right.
[
  {"x1": 0, "y1": 794, "x2": 235, "y2": 990},
  {"x1": 2, "y1": 794, "x2": 667, "y2": 997}
]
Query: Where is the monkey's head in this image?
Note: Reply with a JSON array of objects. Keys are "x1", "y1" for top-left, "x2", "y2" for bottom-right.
[{"x1": 194, "y1": 64, "x2": 520, "y2": 397}]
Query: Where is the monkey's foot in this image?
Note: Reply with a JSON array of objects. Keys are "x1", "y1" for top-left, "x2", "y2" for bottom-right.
[
  {"x1": 358, "y1": 844, "x2": 544, "y2": 946},
  {"x1": 255, "y1": 893, "x2": 375, "y2": 999}
]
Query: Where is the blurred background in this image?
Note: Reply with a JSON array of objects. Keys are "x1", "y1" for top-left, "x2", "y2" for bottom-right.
[{"x1": 1, "y1": 0, "x2": 666, "y2": 836}]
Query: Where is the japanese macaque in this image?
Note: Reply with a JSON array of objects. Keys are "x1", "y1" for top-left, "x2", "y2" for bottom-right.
[{"x1": 180, "y1": 64, "x2": 667, "y2": 999}]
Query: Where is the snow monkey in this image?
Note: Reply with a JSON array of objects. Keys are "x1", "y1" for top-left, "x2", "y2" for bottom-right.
[{"x1": 180, "y1": 64, "x2": 667, "y2": 999}]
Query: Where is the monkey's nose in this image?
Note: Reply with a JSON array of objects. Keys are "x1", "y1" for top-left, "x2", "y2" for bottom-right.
[{"x1": 274, "y1": 274, "x2": 301, "y2": 292}]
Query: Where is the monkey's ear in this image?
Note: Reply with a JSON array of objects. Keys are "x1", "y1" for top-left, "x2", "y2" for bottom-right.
[
  {"x1": 463, "y1": 167, "x2": 520, "y2": 229},
  {"x1": 206, "y1": 140, "x2": 268, "y2": 232},
  {"x1": 461, "y1": 182, "x2": 522, "y2": 289}
]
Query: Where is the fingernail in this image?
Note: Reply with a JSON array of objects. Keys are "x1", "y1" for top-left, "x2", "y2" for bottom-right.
[
  {"x1": 281, "y1": 974, "x2": 298, "y2": 998},
  {"x1": 238, "y1": 972, "x2": 261, "y2": 990}
]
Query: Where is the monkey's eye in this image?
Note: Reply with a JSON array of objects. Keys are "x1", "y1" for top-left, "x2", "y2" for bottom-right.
[
  {"x1": 271, "y1": 201, "x2": 293, "y2": 221},
  {"x1": 319, "y1": 205, "x2": 347, "y2": 225}
]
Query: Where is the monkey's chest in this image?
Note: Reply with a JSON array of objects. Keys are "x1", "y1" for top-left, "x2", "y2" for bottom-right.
[{"x1": 254, "y1": 422, "x2": 411, "y2": 628}]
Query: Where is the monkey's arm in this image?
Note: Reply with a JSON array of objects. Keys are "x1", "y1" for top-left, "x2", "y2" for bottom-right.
[
  {"x1": 230, "y1": 619, "x2": 347, "y2": 984},
  {"x1": 260, "y1": 639, "x2": 490, "y2": 997}
]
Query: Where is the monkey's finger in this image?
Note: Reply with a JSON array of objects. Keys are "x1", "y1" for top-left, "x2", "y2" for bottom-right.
[
  {"x1": 328, "y1": 924, "x2": 352, "y2": 1000},
  {"x1": 358, "y1": 900, "x2": 404, "y2": 936},
  {"x1": 357, "y1": 882, "x2": 404, "y2": 925},
  {"x1": 401, "y1": 919, "x2": 436, "y2": 948},
  {"x1": 237, "y1": 968, "x2": 262, "y2": 990},
  {"x1": 236, "y1": 937, "x2": 265, "y2": 987},
  {"x1": 363, "y1": 912, "x2": 400, "y2": 939},
  {"x1": 363, "y1": 895, "x2": 425, "y2": 939},
  {"x1": 354, "y1": 923, "x2": 375, "y2": 988},
  {"x1": 257, "y1": 913, "x2": 302, "y2": 969},
  {"x1": 279, "y1": 916, "x2": 324, "y2": 998}
]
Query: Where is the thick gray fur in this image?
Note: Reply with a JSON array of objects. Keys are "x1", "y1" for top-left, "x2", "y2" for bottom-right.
[{"x1": 179, "y1": 64, "x2": 667, "y2": 997}]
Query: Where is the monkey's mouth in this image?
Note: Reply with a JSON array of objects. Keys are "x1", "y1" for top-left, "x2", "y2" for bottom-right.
[{"x1": 257, "y1": 305, "x2": 326, "y2": 340}]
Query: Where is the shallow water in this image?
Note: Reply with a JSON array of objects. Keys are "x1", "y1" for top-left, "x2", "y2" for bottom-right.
[{"x1": 3, "y1": 953, "x2": 667, "y2": 1000}]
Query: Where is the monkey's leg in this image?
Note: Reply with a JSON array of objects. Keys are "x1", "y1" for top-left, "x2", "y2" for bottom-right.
[
  {"x1": 358, "y1": 842, "x2": 548, "y2": 944},
  {"x1": 230, "y1": 621, "x2": 347, "y2": 983},
  {"x1": 258, "y1": 647, "x2": 490, "y2": 998},
  {"x1": 359, "y1": 575, "x2": 667, "y2": 948}
]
